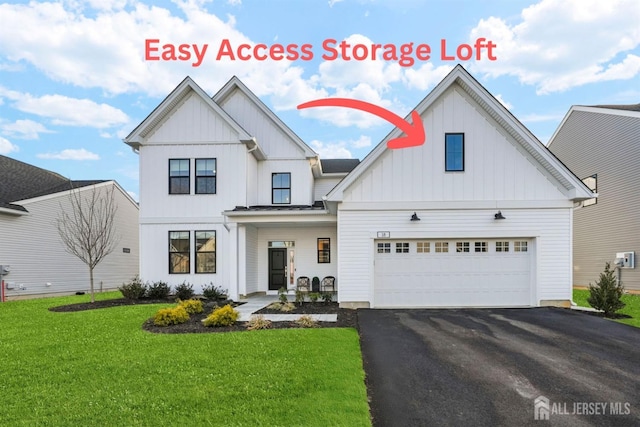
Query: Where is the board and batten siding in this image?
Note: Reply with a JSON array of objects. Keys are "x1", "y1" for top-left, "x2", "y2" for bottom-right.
[
  {"x1": 548, "y1": 109, "x2": 640, "y2": 290},
  {"x1": 256, "y1": 159, "x2": 315, "y2": 206},
  {"x1": 337, "y1": 208, "x2": 572, "y2": 306},
  {"x1": 145, "y1": 92, "x2": 239, "y2": 143},
  {"x1": 218, "y1": 89, "x2": 306, "y2": 159},
  {"x1": 139, "y1": 143, "x2": 248, "y2": 220},
  {"x1": 255, "y1": 226, "x2": 337, "y2": 291},
  {"x1": 1, "y1": 183, "x2": 139, "y2": 298},
  {"x1": 343, "y1": 85, "x2": 568, "y2": 204}
]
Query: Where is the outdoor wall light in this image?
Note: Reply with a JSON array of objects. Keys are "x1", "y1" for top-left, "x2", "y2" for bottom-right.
[
  {"x1": 494, "y1": 211, "x2": 506, "y2": 220},
  {"x1": 410, "y1": 212, "x2": 421, "y2": 221}
]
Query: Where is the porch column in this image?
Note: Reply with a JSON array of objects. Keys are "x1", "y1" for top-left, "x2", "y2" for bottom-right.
[{"x1": 226, "y1": 222, "x2": 239, "y2": 301}]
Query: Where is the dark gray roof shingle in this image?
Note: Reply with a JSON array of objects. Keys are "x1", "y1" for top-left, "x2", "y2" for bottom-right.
[
  {"x1": 591, "y1": 103, "x2": 640, "y2": 112},
  {"x1": 320, "y1": 158, "x2": 360, "y2": 174},
  {"x1": 0, "y1": 155, "x2": 106, "y2": 213}
]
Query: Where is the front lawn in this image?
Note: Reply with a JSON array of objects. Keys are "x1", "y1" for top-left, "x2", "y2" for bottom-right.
[
  {"x1": 573, "y1": 288, "x2": 640, "y2": 328},
  {"x1": 0, "y1": 293, "x2": 370, "y2": 426}
]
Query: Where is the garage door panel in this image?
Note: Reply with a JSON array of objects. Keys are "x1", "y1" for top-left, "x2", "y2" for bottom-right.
[{"x1": 374, "y1": 239, "x2": 533, "y2": 308}]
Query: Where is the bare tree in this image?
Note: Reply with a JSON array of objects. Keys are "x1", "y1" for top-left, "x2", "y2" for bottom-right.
[{"x1": 56, "y1": 183, "x2": 120, "y2": 303}]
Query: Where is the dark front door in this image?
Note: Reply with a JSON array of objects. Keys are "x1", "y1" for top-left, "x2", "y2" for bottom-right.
[{"x1": 268, "y1": 248, "x2": 287, "y2": 290}]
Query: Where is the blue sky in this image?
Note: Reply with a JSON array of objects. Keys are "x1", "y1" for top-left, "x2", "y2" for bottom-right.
[{"x1": 1, "y1": 0, "x2": 639, "y2": 200}]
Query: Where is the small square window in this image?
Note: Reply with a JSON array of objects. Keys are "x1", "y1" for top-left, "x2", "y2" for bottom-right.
[
  {"x1": 475, "y1": 242, "x2": 487, "y2": 253},
  {"x1": 396, "y1": 242, "x2": 409, "y2": 253},
  {"x1": 417, "y1": 242, "x2": 430, "y2": 253},
  {"x1": 435, "y1": 242, "x2": 449, "y2": 253},
  {"x1": 496, "y1": 241, "x2": 509, "y2": 252},
  {"x1": 445, "y1": 133, "x2": 464, "y2": 172},
  {"x1": 377, "y1": 242, "x2": 391, "y2": 253},
  {"x1": 456, "y1": 242, "x2": 470, "y2": 253},
  {"x1": 514, "y1": 241, "x2": 528, "y2": 252}
]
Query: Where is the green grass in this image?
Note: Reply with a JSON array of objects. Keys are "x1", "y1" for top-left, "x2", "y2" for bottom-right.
[
  {"x1": 0, "y1": 293, "x2": 371, "y2": 426},
  {"x1": 573, "y1": 288, "x2": 640, "y2": 328}
]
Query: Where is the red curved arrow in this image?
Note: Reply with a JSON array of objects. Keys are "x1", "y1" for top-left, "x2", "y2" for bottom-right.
[{"x1": 297, "y1": 98, "x2": 425, "y2": 149}]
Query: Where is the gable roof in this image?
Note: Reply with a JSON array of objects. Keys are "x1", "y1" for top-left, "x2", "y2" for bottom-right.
[
  {"x1": 123, "y1": 76, "x2": 260, "y2": 156},
  {"x1": 327, "y1": 64, "x2": 594, "y2": 202},
  {"x1": 212, "y1": 76, "x2": 317, "y2": 159},
  {"x1": 0, "y1": 155, "x2": 106, "y2": 214}
]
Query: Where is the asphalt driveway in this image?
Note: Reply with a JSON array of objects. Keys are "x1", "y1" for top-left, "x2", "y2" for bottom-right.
[{"x1": 358, "y1": 308, "x2": 640, "y2": 426}]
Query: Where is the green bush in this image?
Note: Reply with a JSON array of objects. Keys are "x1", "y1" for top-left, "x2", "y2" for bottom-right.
[
  {"x1": 295, "y1": 290, "x2": 305, "y2": 304},
  {"x1": 245, "y1": 315, "x2": 272, "y2": 331},
  {"x1": 147, "y1": 281, "x2": 171, "y2": 299},
  {"x1": 278, "y1": 287, "x2": 288, "y2": 303},
  {"x1": 588, "y1": 262, "x2": 626, "y2": 317},
  {"x1": 203, "y1": 304, "x2": 239, "y2": 327},
  {"x1": 178, "y1": 299, "x2": 204, "y2": 315},
  {"x1": 153, "y1": 306, "x2": 190, "y2": 326},
  {"x1": 119, "y1": 276, "x2": 147, "y2": 300},
  {"x1": 174, "y1": 282, "x2": 195, "y2": 300},
  {"x1": 202, "y1": 283, "x2": 227, "y2": 300},
  {"x1": 309, "y1": 292, "x2": 320, "y2": 303},
  {"x1": 321, "y1": 292, "x2": 333, "y2": 303}
]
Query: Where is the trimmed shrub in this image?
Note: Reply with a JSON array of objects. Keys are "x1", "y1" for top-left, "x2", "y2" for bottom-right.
[
  {"x1": 203, "y1": 304, "x2": 239, "y2": 327},
  {"x1": 174, "y1": 282, "x2": 195, "y2": 300},
  {"x1": 147, "y1": 281, "x2": 171, "y2": 299},
  {"x1": 245, "y1": 315, "x2": 272, "y2": 331},
  {"x1": 588, "y1": 262, "x2": 626, "y2": 317},
  {"x1": 202, "y1": 283, "x2": 227, "y2": 300},
  {"x1": 119, "y1": 276, "x2": 147, "y2": 300},
  {"x1": 295, "y1": 315, "x2": 317, "y2": 328},
  {"x1": 178, "y1": 299, "x2": 204, "y2": 315},
  {"x1": 153, "y1": 306, "x2": 189, "y2": 326}
]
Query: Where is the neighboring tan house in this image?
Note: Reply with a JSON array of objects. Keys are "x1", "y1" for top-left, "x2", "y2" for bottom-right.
[
  {"x1": 0, "y1": 155, "x2": 139, "y2": 299},
  {"x1": 124, "y1": 65, "x2": 594, "y2": 308},
  {"x1": 548, "y1": 104, "x2": 640, "y2": 291}
]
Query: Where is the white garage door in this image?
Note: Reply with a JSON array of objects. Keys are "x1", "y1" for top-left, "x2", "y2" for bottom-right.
[{"x1": 374, "y1": 239, "x2": 533, "y2": 308}]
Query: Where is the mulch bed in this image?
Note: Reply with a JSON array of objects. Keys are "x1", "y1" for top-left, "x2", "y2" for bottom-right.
[{"x1": 49, "y1": 298, "x2": 358, "y2": 333}]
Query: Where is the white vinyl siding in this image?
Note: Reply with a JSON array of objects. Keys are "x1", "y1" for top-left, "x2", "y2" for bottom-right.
[
  {"x1": 1, "y1": 183, "x2": 139, "y2": 298},
  {"x1": 337, "y1": 208, "x2": 572, "y2": 306},
  {"x1": 314, "y1": 177, "x2": 342, "y2": 201}
]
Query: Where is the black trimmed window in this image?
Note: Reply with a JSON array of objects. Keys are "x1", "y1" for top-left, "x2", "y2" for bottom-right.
[
  {"x1": 445, "y1": 133, "x2": 464, "y2": 171},
  {"x1": 582, "y1": 174, "x2": 597, "y2": 207},
  {"x1": 317, "y1": 238, "x2": 330, "y2": 263},
  {"x1": 169, "y1": 159, "x2": 190, "y2": 194},
  {"x1": 396, "y1": 242, "x2": 409, "y2": 253},
  {"x1": 169, "y1": 231, "x2": 190, "y2": 273},
  {"x1": 272, "y1": 173, "x2": 291, "y2": 204},
  {"x1": 195, "y1": 231, "x2": 216, "y2": 273},
  {"x1": 195, "y1": 158, "x2": 216, "y2": 194}
]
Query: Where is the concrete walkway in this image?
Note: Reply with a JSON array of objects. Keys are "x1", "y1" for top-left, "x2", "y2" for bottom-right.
[{"x1": 236, "y1": 294, "x2": 338, "y2": 322}]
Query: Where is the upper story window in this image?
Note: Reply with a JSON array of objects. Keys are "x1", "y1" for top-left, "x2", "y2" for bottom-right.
[
  {"x1": 582, "y1": 174, "x2": 597, "y2": 207},
  {"x1": 195, "y1": 158, "x2": 217, "y2": 194},
  {"x1": 445, "y1": 133, "x2": 464, "y2": 172},
  {"x1": 169, "y1": 159, "x2": 190, "y2": 194},
  {"x1": 272, "y1": 173, "x2": 291, "y2": 204}
]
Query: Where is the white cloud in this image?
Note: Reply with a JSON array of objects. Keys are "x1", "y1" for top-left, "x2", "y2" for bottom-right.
[
  {"x1": 311, "y1": 139, "x2": 352, "y2": 159},
  {"x1": 352, "y1": 135, "x2": 372, "y2": 148},
  {"x1": 37, "y1": 148, "x2": 100, "y2": 160},
  {"x1": 329, "y1": 0, "x2": 345, "y2": 7},
  {"x1": 0, "y1": 87, "x2": 129, "y2": 128},
  {"x1": 0, "y1": 136, "x2": 18, "y2": 154},
  {"x1": 227, "y1": 0, "x2": 242, "y2": 5},
  {"x1": 126, "y1": 191, "x2": 139, "y2": 202},
  {"x1": 469, "y1": 0, "x2": 640, "y2": 94},
  {"x1": 494, "y1": 94, "x2": 513, "y2": 110},
  {"x1": 404, "y1": 63, "x2": 453, "y2": 91},
  {"x1": 1, "y1": 119, "x2": 53, "y2": 140}
]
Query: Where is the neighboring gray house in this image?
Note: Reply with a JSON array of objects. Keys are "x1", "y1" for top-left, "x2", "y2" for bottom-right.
[
  {"x1": 0, "y1": 155, "x2": 139, "y2": 300},
  {"x1": 548, "y1": 104, "x2": 640, "y2": 291}
]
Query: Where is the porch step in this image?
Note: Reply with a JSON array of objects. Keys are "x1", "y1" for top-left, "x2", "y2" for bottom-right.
[{"x1": 236, "y1": 295, "x2": 337, "y2": 322}]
